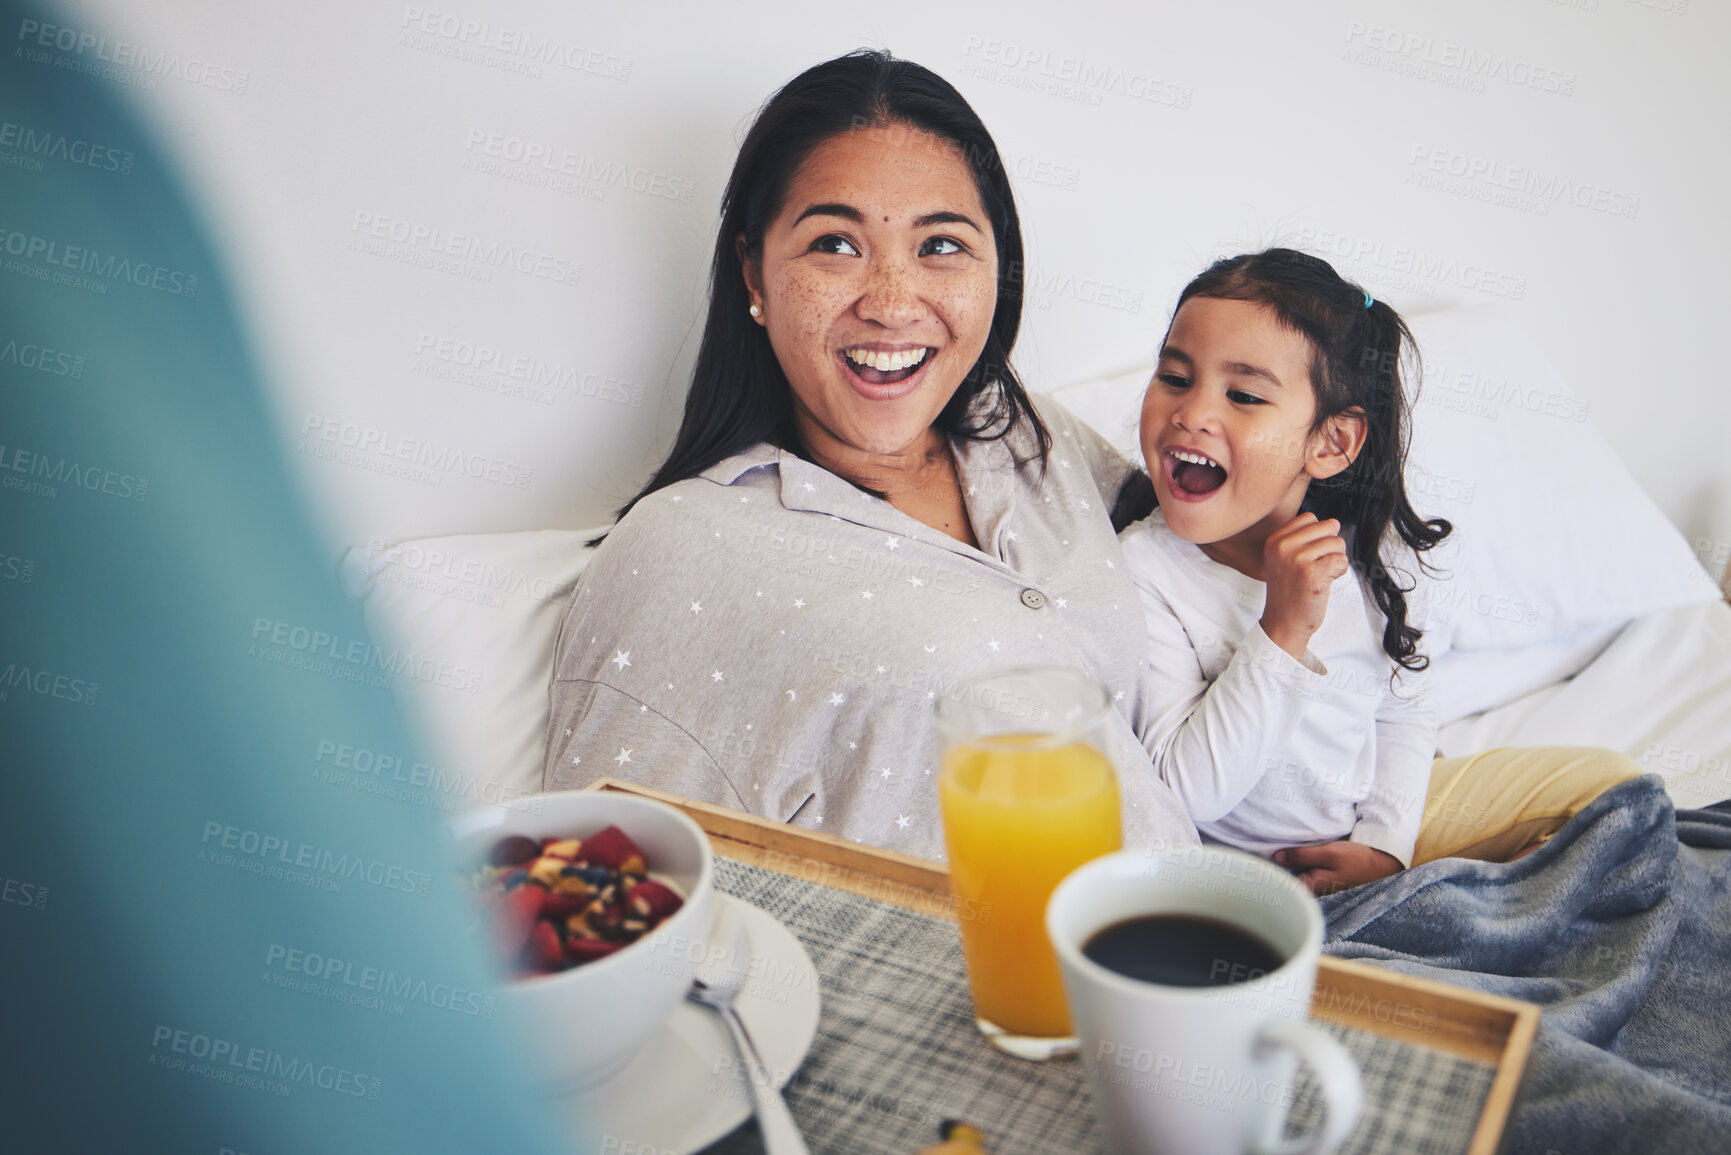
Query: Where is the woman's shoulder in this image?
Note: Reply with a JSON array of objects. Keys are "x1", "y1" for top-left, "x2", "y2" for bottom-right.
[
  {"x1": 1021, "y1": 391, "x2": 1112, "y2": 457},
  {"x1": 1041, "y1": 392, "x2": 1140, "y2": 494},
  {"x1": 599, "y1": 444, "x2": 781, "y2": 540},
  {"x1": 567, "y1": 445, "x2": 780, "y2": 606}
]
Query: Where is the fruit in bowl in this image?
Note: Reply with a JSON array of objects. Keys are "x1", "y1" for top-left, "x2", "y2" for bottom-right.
[
  {"x1": 450, "y1": 793, "x2": 716, "y2": 1092},
  {"x1": 473, "y1": 823, "x2": 687, "y2": 975}
]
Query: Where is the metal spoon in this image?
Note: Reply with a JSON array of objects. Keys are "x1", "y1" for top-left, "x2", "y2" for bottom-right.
[{"x1": 686, "y1": 901, "x2": 810, "y2": 1155}]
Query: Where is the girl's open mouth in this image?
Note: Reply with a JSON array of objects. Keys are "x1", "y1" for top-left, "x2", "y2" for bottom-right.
[
  {"x1": 839, "y1": 346, "x2": 935, "y2": 396},
  {"x1": 1164, "y1": 448, "x2": 1227, "y2": 500}
]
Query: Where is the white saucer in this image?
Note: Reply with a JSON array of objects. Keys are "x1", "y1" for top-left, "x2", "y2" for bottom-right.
[{"x1": 557, "y1": 894, "x2": 822, "y2": 1154}]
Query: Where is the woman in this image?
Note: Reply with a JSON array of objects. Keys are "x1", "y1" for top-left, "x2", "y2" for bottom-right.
[{"x1": 543, "y1": 49, "x2": 1196, "y2": 861}]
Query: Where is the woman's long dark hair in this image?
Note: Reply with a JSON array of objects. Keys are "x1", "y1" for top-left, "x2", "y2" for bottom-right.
[
  {"x1": 606, "y1": 49, "x2": 1047, "y2": 531},
  {"x1": 1169, "y1": 249, "x2": 1452, "y2": 672}
]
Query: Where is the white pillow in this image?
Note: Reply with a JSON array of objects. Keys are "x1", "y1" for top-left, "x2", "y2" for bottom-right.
[
  {"x1": 1399, "y1": 309, "x2": 1717, "y2": 638},
  {"x1": 338, "y1": 528, "x2": 600, "y2": 807},
  {"x1": 1436, "y1": 600, "x2": 1731, "y2": 811},
  {"x1": 1399, "y1": 309, "x2": 1719, "y2": 719},
  {"x1": 1043, "y1": 306, "x2": 1723, "y2": 725}
]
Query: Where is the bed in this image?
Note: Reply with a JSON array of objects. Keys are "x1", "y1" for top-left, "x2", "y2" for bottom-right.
[{"x1": 340, "y1": 305, "x2": 1731, "y2": 1154}]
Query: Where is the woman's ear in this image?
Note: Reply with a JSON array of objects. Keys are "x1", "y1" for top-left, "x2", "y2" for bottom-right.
[
  {"x1": 737, "y1": 234, "x2": 766, "y2": 325},
  {"x1": 1305, "y1": 407, "x2": 1367, "y2": 481}
]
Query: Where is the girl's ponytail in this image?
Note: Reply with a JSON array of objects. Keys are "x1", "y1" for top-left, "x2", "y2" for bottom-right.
[{"x1": 1302, "y1": 298, "x2": 1449, "y2": 671}]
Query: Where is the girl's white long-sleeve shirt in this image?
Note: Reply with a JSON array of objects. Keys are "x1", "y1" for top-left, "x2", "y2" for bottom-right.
[{"x1": 1119, "y1": 511, "x2": 1435, "y2": 866}]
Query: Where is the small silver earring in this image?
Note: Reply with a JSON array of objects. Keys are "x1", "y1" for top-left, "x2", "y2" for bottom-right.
[{"x1": 749, "y1": 303, "x2": 761, "y2": 318}]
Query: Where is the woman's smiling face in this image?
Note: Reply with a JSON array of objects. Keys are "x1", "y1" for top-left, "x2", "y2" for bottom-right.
[{"x1": 742, "y1": 123, "x2": 999, "y2": 462}]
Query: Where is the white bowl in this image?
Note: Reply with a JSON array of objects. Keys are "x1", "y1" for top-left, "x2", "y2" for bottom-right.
[{"x1": 451, "y1": 792, "x2": 717, "y2": 1093}]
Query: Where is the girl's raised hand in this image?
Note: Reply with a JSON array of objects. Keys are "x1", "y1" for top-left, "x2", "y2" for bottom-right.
[{"x1": 1259, "y1": 512, "x2": 1347, "y2": 663}]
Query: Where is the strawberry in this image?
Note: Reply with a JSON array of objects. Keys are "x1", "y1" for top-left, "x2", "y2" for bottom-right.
[
  {"x1": 626, "y1": 880, "x2": 683, "y2": 921},
  {"x1": 526, "y1": 920, "x2": 566, "y2": 972},
  {"x1": 578, "y1": 825, "x2": 648, "y2": 874},
  {"x1": 488, "y1": 834, "x2": 540, "y2": 868},
  {"x1": 543, "y1": 890, "x2": 591, "y2": 921},
  {"x1": 500, "y1": 882, "x2": 545, "y2": 951}
]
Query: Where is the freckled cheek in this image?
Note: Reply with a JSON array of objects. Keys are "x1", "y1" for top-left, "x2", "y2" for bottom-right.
[
  {"x1": 941, "y1": 276, "x2": 999, "y2": 351},
  {"x1": 768, "y1": 271, "x2": 850, "y2": 348}
]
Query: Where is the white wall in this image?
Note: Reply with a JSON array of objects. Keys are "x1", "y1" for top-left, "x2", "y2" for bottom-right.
[{"x1": 51, "y1": 0, "x2": 1731, "y2": 579}]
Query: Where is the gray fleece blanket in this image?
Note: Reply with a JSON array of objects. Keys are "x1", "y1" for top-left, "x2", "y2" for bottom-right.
[{"x1": 1321, "y1": 775, "x2": 1731, "y2": 1155}]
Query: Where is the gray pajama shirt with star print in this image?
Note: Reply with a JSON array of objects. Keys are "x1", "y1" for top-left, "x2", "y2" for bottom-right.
[{"x1": 542, "y1": 396, "x2": 1199, "y2": 863}]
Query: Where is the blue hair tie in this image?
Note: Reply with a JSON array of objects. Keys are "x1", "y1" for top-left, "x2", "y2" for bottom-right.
[{"x1": 1363, "y1": 291, "x2": 1375, "y2": 309}]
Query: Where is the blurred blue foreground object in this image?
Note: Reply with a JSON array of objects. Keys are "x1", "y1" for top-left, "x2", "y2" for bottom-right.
[{"x1": 0, "y1": 3, "x2": 571, "y2": 1151}]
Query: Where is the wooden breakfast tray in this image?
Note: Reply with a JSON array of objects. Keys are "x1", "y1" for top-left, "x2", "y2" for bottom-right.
[{"x1": 589, "y1": 778, "x2": 1538, "y2": 1155}]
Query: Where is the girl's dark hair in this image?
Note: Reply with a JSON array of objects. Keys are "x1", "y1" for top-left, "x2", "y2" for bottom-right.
[
  {"x1": 606, "y1": 49, "x2": 1047, "y2": 531},
  {"x1": 1169, "y1": 248, "x2": 1452, "y2": 672}
]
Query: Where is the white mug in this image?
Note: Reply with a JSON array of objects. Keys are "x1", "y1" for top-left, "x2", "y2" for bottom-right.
[{"x1": 1047, "y1": 846, "x2": 1363, "y2": 1155}]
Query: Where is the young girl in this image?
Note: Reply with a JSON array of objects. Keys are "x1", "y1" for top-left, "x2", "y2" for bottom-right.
[{"x1": 1121, "y1": 248, "x2": 1640, "y2": 894}]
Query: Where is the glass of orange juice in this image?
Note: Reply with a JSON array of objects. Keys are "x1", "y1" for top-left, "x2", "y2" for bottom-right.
[{"x1": 936, "y1": 665, "x2": 1123, "y2": 1060}]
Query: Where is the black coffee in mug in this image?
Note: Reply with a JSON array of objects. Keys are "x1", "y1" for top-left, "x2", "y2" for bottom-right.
[{"x1": 1081, "y1": 913, "x2": 1286, "y2": 988}]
